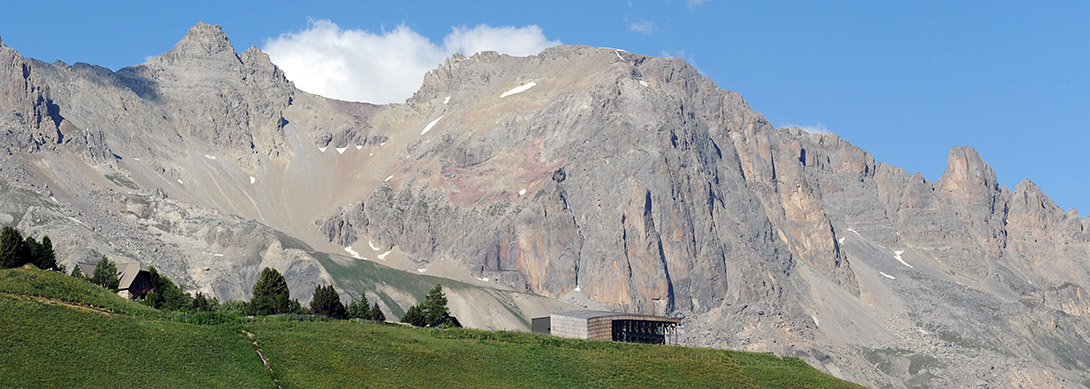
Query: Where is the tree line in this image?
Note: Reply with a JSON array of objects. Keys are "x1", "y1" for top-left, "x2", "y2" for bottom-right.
[
  {"x1": 1, "y1": 226, "x2": 57, "y2": 271},
  {"x1": 247, "y1": 266, "x2": 454, "y2": 326}
]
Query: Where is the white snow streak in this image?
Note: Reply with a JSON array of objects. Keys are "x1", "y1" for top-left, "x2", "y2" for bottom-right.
[
  {"x1": 336, "y1": 146, "x2": 348, "y2": 154},
  {"x1": 615, "y1": 50, "x2": 624, "y2": 60},
  {"x1": 344, "y1": 246, "x2": 362, "y2": 259},
  {"x1": 368, "y1": 240, "x2": 380, "y2": 251},
  {"x1": 249, "y1": 176, "x2": 256, "y2": 184},
  {"x1": 377, "y1": 250, "x2": 391, "y2": 260},
  {"x1": 355, "y1": 145, "x2": 363, "y2": 150},
  {"x1": 500, "y1": 81, "x2": 536, "y2": 97},
  {"x1": 476, "y1": 276, "x2": 490, "y2": 282},
  {"x1": 318, "y1": 146, "x2": 328, "y2": 152},
  {"x1": 846, "y1": 228, "x2": 861, "y2": 236},
  {"x1": 177, "y1": 179, "x2": 183, "y2": 184},
  {"x1": 204, "y1": 154, "x2": 216, "y2": 160},
  {"x1": 384, "y1": 175, "x2": 393, "y2": 182},
  {"x1": 812, "y1": 315, "x2": 820, "y2": 327},
  {"x1": 212, "y1": 253, "x2": 224, "y2": 257},
  {"x1": 519, "y1": 188, "x2": 527, "y2": 196},
  {"x1": 421, "y1": 116, "x2": 443, "y2": 135},
  {"x1": 417, "y1": 268, "x2": 427, "y2": 273},
  {"x1": 893, "y1": 250, "x2": 913, "y2": 268},
  {"x1": 639, "y1": 80, "x2": 649, "y2": 87},
  {"x1": 443, "y1": 96, "x2": 450, "y2": 104},
  {"x1": 879, "y1": 271, "x2": 895, "y2": 280},
  {"x1": 838, "y1": 237, "x2": 845, "y2": 244},
  {"x1": 133, "y1": 158, "x2": 140, "y2": 161},
  {"x1": 574, "y1": 285, "x2": 581, "y2": 292}
]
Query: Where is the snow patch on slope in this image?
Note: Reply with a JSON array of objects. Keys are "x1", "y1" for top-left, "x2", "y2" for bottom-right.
[
  {"x1": 421, "y1": 116, "x2": 443, "y2": 135},
  {"x1": 344, "y1": 246, "x2": 362, "y2": 259},
  {"x1": 893, "y1": 250, "x2": 913, "y2": 268},
  {"x1": 879, "y1": 271, "x2": 896, "y2": 280},
  {"x1": 500, "y1": 81, "x2": 536, "y2": 98}
]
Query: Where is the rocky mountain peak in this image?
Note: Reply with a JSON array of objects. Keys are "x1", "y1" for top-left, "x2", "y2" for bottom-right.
[
  {"x1": 937, "y1": 145, "x2": 998, "y2": 199},
  {"x1": 159, "y1": 22, "x2": 237, "y2": 63}
]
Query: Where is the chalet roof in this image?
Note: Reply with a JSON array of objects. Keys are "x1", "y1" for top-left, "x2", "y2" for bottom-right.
[{"x1": 76, "y1": 261, "x2": 150, "y2": 291}]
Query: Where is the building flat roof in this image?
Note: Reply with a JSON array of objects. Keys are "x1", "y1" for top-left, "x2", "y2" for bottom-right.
[{"x1": 552, "y1": 310, "x2": 680, "y2": 323}]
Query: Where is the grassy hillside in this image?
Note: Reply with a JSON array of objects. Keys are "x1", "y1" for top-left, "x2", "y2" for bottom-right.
[{"x1": 0, "y1": 267, "x2": 862, "y2": 388}]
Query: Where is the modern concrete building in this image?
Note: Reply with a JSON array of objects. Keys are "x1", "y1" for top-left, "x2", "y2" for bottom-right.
[{"x1": 531, "y1": 310, "x2": 680, "y2": 345}]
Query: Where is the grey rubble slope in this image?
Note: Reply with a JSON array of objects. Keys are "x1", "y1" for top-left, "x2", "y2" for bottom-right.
[{"x1": 1, "y1": 23, "x2": 1089, "y2": 387}]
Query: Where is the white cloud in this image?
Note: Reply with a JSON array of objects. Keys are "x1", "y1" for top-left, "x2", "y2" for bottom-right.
[
  {"x1": 629, "y1": 20, "x2": 655, "y2": 35},
  {"x1": 687, "y1": 0, "x2": 710, "y2": 8},
  {"x1": 784, "y1": 123, "x2": 832, "y2": 135},
  {"x1": 263, "y1": 20, "x2": 560, "y2": 104},
  {"x1": 444, "y1": 24, "x2": 558, "y2": 57}
]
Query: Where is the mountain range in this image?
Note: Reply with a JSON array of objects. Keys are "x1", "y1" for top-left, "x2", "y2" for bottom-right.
[{"x1": 2, "y1": 23, "x2": 1088, "y2": 387}]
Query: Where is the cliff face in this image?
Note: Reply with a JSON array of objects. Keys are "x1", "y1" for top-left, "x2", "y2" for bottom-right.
[{"x1": 2, "y1": 24, "x2": 1089, "y2": 387}]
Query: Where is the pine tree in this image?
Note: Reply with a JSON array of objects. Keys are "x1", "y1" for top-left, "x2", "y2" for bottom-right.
[
  {"x1": 421, "y1": 284, "x2": 454, "y2": 327},
  {"x1": 346, "y1": 290, "x2": 369, "y2": 319},
  {"x1": 249, "y1": 267, "x2": 291, "y2": 316},
  {"x1": 25, "y1": 236, "x2": 41, "y2": 268},
  {"x1": 90, "y1": 255, "x2": 119, "y2": 290},
  {"x1": 193, "y1": 292, "x2": 214, "y2": 312},
  {"x1": 369, "y1": 302, "x2": 385, "y2": 322},
  {"x1": 70, "y1": 265, "x2": 85, "y2": 279},
  {"x1": 36, "y1": 236, "x2": 56, "y2": 270},
  {"x1": 0, "y1": 226, "x2": 30, "y2": 268},
  {"x1": 400, "y1": 305, "x2": 424, "y2": 326},
  {"x1": 310, "y1": 285, "x2": 347, "y2": 319},
  {"x1": 144, "y1": 266, "x2": 192, "y2": 311}
]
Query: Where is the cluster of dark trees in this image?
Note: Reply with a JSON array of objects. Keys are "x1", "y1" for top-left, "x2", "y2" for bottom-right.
[
  {"x1": 0, "y1": 226, "x2": 58, "y2": 271},
  {"x1": 400, "y1": 284, "x2": 459, "y2": 328},
  {"x1": 248, "y1": 267, "x2": 453, "y2": 327},
  {"x1": 310, "y1": 284, "x2": 385, "y2": 321}
]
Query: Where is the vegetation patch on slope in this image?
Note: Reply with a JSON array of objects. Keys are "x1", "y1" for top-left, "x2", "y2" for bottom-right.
[{"x1": 248, "y1": 320, "x2": 859, "y2": 388}]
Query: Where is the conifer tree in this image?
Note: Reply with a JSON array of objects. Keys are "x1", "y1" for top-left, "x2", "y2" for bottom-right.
[
  {"x1": 310, "y1": 285, "x2": 347, "y2": 319},
  {"x1": 90, "y1": 255, "x2": 119, "y2": 290},
  {"x1": 249, "y1": 267, "x2": 291, "y2": 315},
  {"x1": 0, "y1": 226, "x2": 30, "y2": 268},
  {"x1": 36, "y1": 236, "x2": 56, "y2": 270},
  {"x1": 346, "y1": 290, "x2": 369, "y2": 319},
  {"x1": 369, "y1": 302, "x2": 385, "y2": 322}
]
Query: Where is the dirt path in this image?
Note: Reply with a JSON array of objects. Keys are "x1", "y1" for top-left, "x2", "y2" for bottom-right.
[{"x1": 0, "y1": 292, "x2": 116, "y2": 315}]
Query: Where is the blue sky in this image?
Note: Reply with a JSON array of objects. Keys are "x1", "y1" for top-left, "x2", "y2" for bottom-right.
[{"x1": 1, "y1": 1, "x2": 1087, "y2": 213}]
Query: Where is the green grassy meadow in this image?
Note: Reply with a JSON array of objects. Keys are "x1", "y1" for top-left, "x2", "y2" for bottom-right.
[{"x1": 0, "y1": 266, "x2": 862, "y2": 388}]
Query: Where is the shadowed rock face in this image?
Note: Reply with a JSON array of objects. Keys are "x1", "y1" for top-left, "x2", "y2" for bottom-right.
[{"x1": 2, "y1": 23, "x2": 1089, "y2": 388}]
